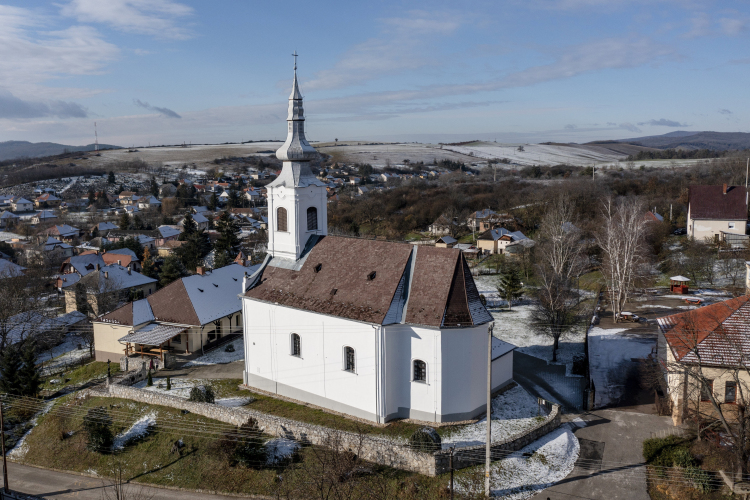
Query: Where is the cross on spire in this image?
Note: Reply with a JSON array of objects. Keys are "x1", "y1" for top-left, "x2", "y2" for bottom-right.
[{"x1": 292, "y1": 51, "x2": 298, "y2": 71}]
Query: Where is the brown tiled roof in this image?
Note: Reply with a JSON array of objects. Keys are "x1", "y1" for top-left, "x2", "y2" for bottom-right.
[
  {"x1": 245, "y1": 236, "x2": 492, "y2": 328},
  {"x1": 659, "y1": 295, "x2": 750, "y2": 366},
  {"x1": 688, "y1": 185, "x2": 748, "y2": 220},
  {"x1": 146, "y1": 279, "x2": 200, "y2": 325},
  {"x1": 102, "y1": 253, "x2": 133, "y2": 267},
  {"x1": 101, "y1": 302, "x2": 135, "y2": 325}
]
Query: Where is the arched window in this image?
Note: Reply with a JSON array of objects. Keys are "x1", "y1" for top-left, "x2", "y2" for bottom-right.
[
  {"x1": 291, "y1": 333, "x2": 301, "y2": 357},
  {"x1": 344, "y1": 346, "x2": 355, "y2": 372},
  {"x1": 277, "y1": 207, "x2": 288, "y2": 232},
  {"x1": 413, "y1": 360, "x2": 426, "y2": 382},
  {"x1": 307, "y1": 206, "x2": 318, "y2": 231}
]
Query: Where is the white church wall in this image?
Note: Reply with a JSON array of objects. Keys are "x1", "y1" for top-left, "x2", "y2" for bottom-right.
[
  {"x1": 491, "y1": 351, "x2": 514, "y2": 393},
  {"x1": 242, "y1": 300, "x2": 380, "y2": 421},
  {"x1": 439, "y1": 326, "x2": 490, "y2": 421}
]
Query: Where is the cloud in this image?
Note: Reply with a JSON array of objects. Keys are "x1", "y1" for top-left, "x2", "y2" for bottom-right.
[
  {"x1": 60, "y1": 0, "x2": 194, "y2": 40},
  {"x1": 0, "y1": 6, "x2": 119, "y2": 99},
  {"x1": 133, "y1": 99, "x2": 181, "y2": 118},
  {"x1": 564, "y1": 124, "x2": 577, "y2": 130},
  {"x1": 619, "y1": 123, "x2": 642, "y2": 133},
  {"x1": 684, "y1": 13, "x2": 712, "y2": 38},
  {"x1": 638, "y1": 118, "x2": 687, "y2": 127},
  {"x1": 304, "y1": 11, "x2": 462, "y2": 91},
  {"x1": 0, "y1": 90, "x2": 87, "y2": 119},
  {"x1": 718, "y1": 17, "x2": 749, "y2": 36},
  {"x1": 719, "y1": 109, "x2": 732, "y2": 115}
]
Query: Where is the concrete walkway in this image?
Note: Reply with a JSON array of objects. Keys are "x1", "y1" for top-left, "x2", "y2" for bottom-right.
[
  {"x1": 6, "y1": 462, "x2": 265, "y2": 500},
  {"x1": 531, "y1": 409, "x2": 675, "y2": 500},
  {"x1": 158, "y1": 359, "x2": 244, "y2": 380},
  {"x1": 514, "y1": 351, "x2": 586, "y2": 411}
]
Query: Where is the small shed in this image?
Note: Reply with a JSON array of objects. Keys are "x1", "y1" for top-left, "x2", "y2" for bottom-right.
[
  {"x1": 670, "y1": 275, "x2": 690, "y2": 294},
  {"x1": 435, "y1": 235, "x2": 457, "y2": 248}
]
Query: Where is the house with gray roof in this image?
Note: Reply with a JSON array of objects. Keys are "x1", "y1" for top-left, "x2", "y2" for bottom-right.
[
  {"x1": 61, "y1": 264, "x2": 157, "y2": 316},
  {"x1": 476, "y1": 227, "x2": 530, "y2": 255}
]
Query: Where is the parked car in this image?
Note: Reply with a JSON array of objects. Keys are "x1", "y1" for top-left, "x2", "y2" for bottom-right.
[{"x1": 673, "y1": 228, "x2": 687, "y2": 235}]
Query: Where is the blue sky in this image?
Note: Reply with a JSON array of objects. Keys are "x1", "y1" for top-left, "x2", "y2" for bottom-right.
[{"x1": 0, "y1": 0, "x2": 748, "y2": 146}]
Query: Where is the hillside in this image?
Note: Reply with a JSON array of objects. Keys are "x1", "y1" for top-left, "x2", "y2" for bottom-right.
[
  {"x1": 0, "y1": 141, "x2": 121, "y2": 161},
  {"x1": 608, "y1": 131, "x2": 750, "y2": 151}
]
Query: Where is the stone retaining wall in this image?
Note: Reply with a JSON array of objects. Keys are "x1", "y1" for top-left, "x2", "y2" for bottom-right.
[{"x1": 88, "y1": 378, "x2": 562, "y2": 476}]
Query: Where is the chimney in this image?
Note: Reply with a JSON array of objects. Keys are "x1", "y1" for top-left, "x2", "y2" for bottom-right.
[
  {"x1": 196, "y1": 266, "x2": 204, "y2": 275},
  {"x1": 96, "y1": 263, "x2": 100, "y2": 270},
  {"x1": 723, "y1": 183, "x2": 728, "y2": 195},
  {"x1": 117, "y1": 259, "x2": 121, "y2": 265},
  {"x1": 104, "y1": 271, "x2": 108, "y2": 279}
]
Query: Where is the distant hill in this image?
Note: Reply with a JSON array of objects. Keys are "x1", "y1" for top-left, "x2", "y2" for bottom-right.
[
  {"x1": 0, "y1": 141, "x2": 121, "y2": 161},
  {"x1": 608, "y1": 131, "x2": 750, "y2": 151}
]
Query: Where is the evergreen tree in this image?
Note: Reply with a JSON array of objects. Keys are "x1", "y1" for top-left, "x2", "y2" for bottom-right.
[
  {"x1": 119, "y1": 212, "x2": 131, "y2": 230},
  {"x1": 497, "y1": 266, "x2": 524, "y2": 310},
  {"x1": 227, "y1": 188, "x2": 240, "y2": 209},
  {"x1": 141, "y1": 247, "x2": 156, "y2": 278},
  {"x1": 208, "y1": 192, "x2": 218, "y2": 211},
  {"x1": 117, "y1": 184, "x2": 125, "y2": 194},
  {"x1": 150, "y1": 177, "x2": 159, "y2": 197},
  {"x1": 107, "y1": 171, "x2": 116, "y2": 184},
  {"x1": 214, "y1": 211, "x2": 240, "y2": 258},
  {"x1": 88, "y1": 189, "x2": 96, "y2": 205},
  {"x1": 159, "y1": 255, "x2": 185, "y2": 287},
  {"x1": 176, "y1": 230, "x2": 211, "y2": 271},
  {"x1": 0, "y1": 347, "x2": 22, "y2": 395},
  {"x1": 213, "y1": 250, "x2": 233, "y2": 269},
  {"x1": 147, "y1": 370, "x2": 153, "y2": 387},
  {"x1": 132, "y1": 214, "x2": 144, "y2": 230},
  {"x1": 18, "y1": 343, "x2": 41, "y2": 397},
  {"x1": 179, "y1": 213, "x2": 197, "y2": 239}
]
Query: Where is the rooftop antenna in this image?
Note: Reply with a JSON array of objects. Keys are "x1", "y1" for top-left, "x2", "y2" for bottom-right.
[{"x1": 94, "y1": 122, "x2": 99, "y2": 151}]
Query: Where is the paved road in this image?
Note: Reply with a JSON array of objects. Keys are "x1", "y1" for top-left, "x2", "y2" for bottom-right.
[
  {"x1": 532, "y1": 409, "x2": 675, "y2": 500},
  {"x1": 6, "y1": 462, "x2": 261, "y2": 500}
]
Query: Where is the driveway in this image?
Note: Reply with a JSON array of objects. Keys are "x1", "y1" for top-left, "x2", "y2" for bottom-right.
[
  {"x1": 531, "y1": 409, "x2": 675, "y2": 500},
  {"x1": 157, "y1": 360, "x2": 244, "y2": 380},
  {"x1": 6, "y1": 462, "x2": 266, "y2": 500}
]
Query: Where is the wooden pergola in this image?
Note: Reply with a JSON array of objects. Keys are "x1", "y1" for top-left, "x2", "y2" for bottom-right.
[
  {"x1": 119, "y1": 323, "x2": 188, "y2": 362},
  {"x1": 669, "y1": 275, "x2": 690, "y2": 295}
]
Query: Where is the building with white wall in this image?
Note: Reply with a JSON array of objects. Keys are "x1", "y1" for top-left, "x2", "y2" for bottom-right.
[
  {"x1": 687, "y1": 184, "x2": 748, "y2": 241},
  {"x1": 240, "y1": 63, "x2": 514, "y2": 424}
]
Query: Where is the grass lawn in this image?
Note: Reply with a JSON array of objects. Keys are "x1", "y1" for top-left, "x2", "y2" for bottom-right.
[
  {"x1": 457, "y1": 234, "x2": 477, "y2": 244},
  {"x1": 404, "y1": 232, "x2": 428, "y2": 241},
  {"x1": 578, "y1": 270, "x2": 603, "y2": 292},
  {"x1": 18, "y1": 395, "x2": 448, "y2": 498},
  {"x1": 41, "y1": 361, "x2": 121, "y2": 392}
]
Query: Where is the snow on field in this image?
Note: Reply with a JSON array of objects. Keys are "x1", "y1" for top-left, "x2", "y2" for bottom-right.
[
  {"x1": 8, "y1": 400, "x2": 55, "y2": 459},
  {"x1": 456, "y1": 425, "x2": 580, "y2": 499},
  {"x1": 59, "y1": 176, "x2": 80, "y2": 193},
  {"x1": 0, "y1": 231, "x2": 24, "y2": 242},
  {"x1": 443, "y1": 143, "x2": 622, "y2": 167},
  {"x1": 38, "y1": 333, "x2": 90, "y2": 374},
  {"x1": 265, "y1": 438, "x2": 300, "y2": 464},
  {"x1": 113, "y1": 412, "x2": 156, "y2": 450},
  {"x1": 474, "y1": 276, "x2": 585, "y2": 366},
  {"x1": 442, "y1": 385, "x2": 545, "y2": 448},
  {"x1": 588, "y1": 327, "x2": 655, "y2": 407},
  {"x1": 184, "y1": 339, "x2": 244, "y2": 367},
  {"x1": 132, "y1": 378, "x2": 253, "y2": 406}
]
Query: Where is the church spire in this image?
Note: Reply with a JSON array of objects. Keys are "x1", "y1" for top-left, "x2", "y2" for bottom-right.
[{"x1": 276, "y1": 52, "x2": 316, "y2": 162}]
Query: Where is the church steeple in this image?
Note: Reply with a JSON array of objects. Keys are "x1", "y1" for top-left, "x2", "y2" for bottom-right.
[{"x1": 266, "y1": 54, "x2": 327, "y2": 262}]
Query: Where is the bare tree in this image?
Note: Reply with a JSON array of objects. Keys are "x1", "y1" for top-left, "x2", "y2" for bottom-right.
[
  {"x1": 596, "y1": 197, "x2": 648, "y2": 322},
  {"x1": 101, "y1": 457, "x2": 155, "y2": 500}
]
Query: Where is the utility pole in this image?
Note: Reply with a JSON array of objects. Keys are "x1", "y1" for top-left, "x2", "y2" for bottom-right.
[
  {"x1": 485, "y1": 321, "x2": 494, "y2": 497},
  {"x1": 1, "y1": 398, "x2": 8, "y2": 493},
  {"x1": 745, "y1": 158, "x2": 748, "y2": 206}
]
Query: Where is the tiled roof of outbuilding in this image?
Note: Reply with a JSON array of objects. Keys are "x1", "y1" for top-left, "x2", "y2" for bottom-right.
[{"x1": 689, "y1": 185, "x2": 748, "y2": 220}]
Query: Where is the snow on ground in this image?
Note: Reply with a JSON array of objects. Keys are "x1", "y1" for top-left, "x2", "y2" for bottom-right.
[
  {"x1": 59, "y1": 176, "x2": 80, "y2": 193},
  {"x1": 38, "y1": 333, "x2": 90, "y2": 374},
  {"x1": 183, "y1": 339, "x2": 244, "y2": 367},
  {"x1": 456, "y1": 425, "x2": 580, "y2": 499},
  {"x1": 265, "y1": 438, "x2": 300, "y2": 464},
  {"x1": 442, "y1": 385, "x2": 545, "y2": 448},
  {"x1": 132, "y1": 378, "x2": 253, "y2": 406},
  {"x1": 588, "y1": 327, "x2": 655, "y2": 407},
  {"x1": 0, "y1": 231, "x2": 24, "y2": 242},
  {"x1": 8, "y1": 400, "x2": 55, "y2": 459},
  {"x1": 113, "y1": 412, "x2": 156, "y2": 450},
  {"x1": 474, "y1": 276, "x2": 585, "y2": 367}
]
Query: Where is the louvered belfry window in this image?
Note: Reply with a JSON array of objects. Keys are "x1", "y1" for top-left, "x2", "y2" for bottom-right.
[
  {"x1": 277, "y1": 207, "x2": 288, "y2": 232},
  {"x1": 307, "y1": 206, "x2": 318, "y2": 231}
]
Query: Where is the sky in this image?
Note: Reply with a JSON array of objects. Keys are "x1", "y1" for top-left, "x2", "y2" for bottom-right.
[{"x1": 0, "y1": 0, "x2": 748, "y2": 147}]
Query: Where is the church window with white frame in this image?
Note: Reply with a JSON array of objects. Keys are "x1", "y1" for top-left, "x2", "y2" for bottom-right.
[
  {"x1": 307, "y1": 206, "x2": 318, "y2": 231},
  {"x1": 277, "y1": 207, "x2": 288, "y2": 232},
  {"x1": 291, "y1": 333, "x2": 301, "y2": 357},
  {"x1": 413, "y1": 359, "x2": 426, "y2": 383},
  {"x1": 344, "y1": 346, "x2": 355, "y2": 372}
]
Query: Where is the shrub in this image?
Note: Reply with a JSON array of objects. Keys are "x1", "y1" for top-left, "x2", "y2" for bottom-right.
[
  {"x1": 166, "y1": 377, "x2": 171, "y2": 391},
  {"x1": 233, "y1": 419, "x2": 267, "y2": 467},
  {"x1": 82, "y1": 407, "x2": 113, "y2": 452},
  {"x1": 225, "y1": 344, "x2": 235, "y2": 353},
  {"x1": 409, "y1": 427, "x2": 441, "y2": 453},
  {"x1": 188, "y1": 385, "x2": 215, "y2": 404},
  {"x1": 643, "y1": 435, "x2": 684, "y2": 463},
  {"x1": 147, "y1": 370, "x2": 153, "y2": 387}
]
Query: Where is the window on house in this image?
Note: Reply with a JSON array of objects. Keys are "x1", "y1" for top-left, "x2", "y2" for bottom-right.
[
  {"x1": 235, "y1": 315, "x2": 241, "y2": 326},
  {"x1": 291, "y1": 333, "x2": 301, "y2": 357},
  {"x1": 172, "y1": 334, "x2": 181, "y2": 344},
  {"x1": 726, "y1": 381, "x2": 737, "y2": 403},
  {"x1": 729, "y1": 222, "x2": 736, "y2": 229},
  {"x1": 344, "y1": 346, "x2": 355, "y2": 372},
  {"x1": 307, "y1": 207, "x2": 318, "y2": 231},
  {"x1": 413, "y1": 360, "x2": 426, "y2": 383},
  {"x1": 701, "y1": 379, "x2": 714, "y2": 401},
  {"x1": 277, "y1": 207, "x2": 288, "y2": 232}
]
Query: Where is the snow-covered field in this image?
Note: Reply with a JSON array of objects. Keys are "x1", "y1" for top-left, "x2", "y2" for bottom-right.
[
  {"x1": 113, "y1": 412, "x2": 156, "y2": 450},
  {"x1": 474, "y1": 276, "x2": 586, "y2": 367},
  {"x1": 456, "y1": 424, "x2": 580, "y2": 499},
  {"x1": 443, "y1": 143, "x2": 624, "y2": 167},
  {"x1": 265, "y1": 438, "x2": 300, "y2": 464},
  {"x1": 132, "y1": 378, "x2": 253, "y2": 407},
  {"x1": 588, "y1": 327, "x2": 655, "y2": 407},
  {"x1": 38, "y1": 333, "x2": 91, "y2": 374},
  {"x1": 0, "y1": 231, "x2": 24, "y2": 242},
  {"x1": 8, "y1": 400, "x2": 55, "y2": 459},
  {"x1": 184, "y1": 339, "x2": 244, "y2": 367},
  {"x1": 442, "y1": 385, "x2": 545, "y2": 448}
]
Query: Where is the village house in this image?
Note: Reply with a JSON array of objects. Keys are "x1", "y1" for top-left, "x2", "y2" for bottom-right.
[
  {"x1": 159, "y1": 184, "x2": 177, "y2": 198},
  {"x1": 476, "y1": 227, "x2": 530, "y2": 255},
  {"x1": 138, "y1": 196, "x2": 162, "y2": 210},
  {"x1": 435, "y1": 235, "x2": 457, "y2": 248},
  {"x1": 90, "y1": 221, "x2": 119, "y2": 235},
  {"x1": 241, "y1": 67, "x2": 514, "y2": 424},
  {"x1": 31, "y1": 210, "x2": 57, "y2": 224},
  {"x1": 478, "y1": 213, "x2": 515, "y2": 232},
  {"x1": 0, "y1": 211, "x2": 19, "y2": 228},
  {"x1": 104, "y1": 230, "x2": 157, "y2": 250},
  {"x1": 429, "y1": 214, "x2": 458, "y2": 236},
  {"x1": 0, "y1": 258, "x2": 25, "y2": 278},
  {"x1": 657, "y1": 296, "x2": 750, "y2": 426},
  {"x1": 93, "y1": 263, "x2": 254, "y2": 363},
  {"x1": 118, "y1": 192, "x2": 139, "y2": 206},
  {"x1": 687, "y1": 184, "x2": 748, "y2": 241},
  {"x1": 467, "y1": 209, "x2": 496, "y2": 231},
  {"x1": 39, "y1": 224, "x2": 81, "y2": 243},
  {"x1": 10, "y1": 197, "x2": 34, "y2": 213},
  {"x1": 102, "y1": 248, "x2": 141, "y2": 272},
  {"x1": 59, "y1": 263, "x2": 157, "y2": 315},
  {"x1": 34, "y1": 193, "x2": 62, "y2": 208},
  {"x1": 156, "y1": 240, "x2": 185, "y2": 257}
]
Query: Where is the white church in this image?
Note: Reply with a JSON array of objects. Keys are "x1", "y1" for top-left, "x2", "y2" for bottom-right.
[{"x1": 240, "y1": 61, "x2": 515, "y2": 424}]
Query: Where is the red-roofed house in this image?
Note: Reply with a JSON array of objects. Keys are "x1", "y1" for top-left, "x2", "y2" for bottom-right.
[
  {"x1": 687, "y1": 184, "x2": 748, "y2": 241},
  {"x1": 657, "y1": 295, "x2": 750, "y2": 425}
]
